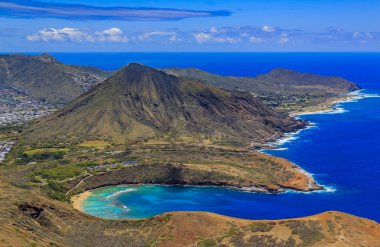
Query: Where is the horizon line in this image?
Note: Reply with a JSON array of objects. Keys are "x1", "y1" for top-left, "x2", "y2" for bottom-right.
[{"x1": 2, "y1": 51, "x2": 380, "y2": 54}]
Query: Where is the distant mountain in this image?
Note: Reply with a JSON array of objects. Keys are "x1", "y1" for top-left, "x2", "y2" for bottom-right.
[
  {"x1": 162, "y1": 67, "x2": 360, "y2": 111},
  {"x1": 256, "y1": 68, "x2": 360, "y2": 92},
  {"x1": 26, "y1": 63, "x2": 305, "y2": 146},
  {"x1": 0, "y1": 54, "x2": 110, "y2": 104},
  {"x1": 163, "y1": 67, "x2": 360, "y2": 95}
]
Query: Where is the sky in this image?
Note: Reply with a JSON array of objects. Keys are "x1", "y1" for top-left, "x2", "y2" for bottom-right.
[{"x1": 0, "y1": 0, "x2": 379, "y2": 52}]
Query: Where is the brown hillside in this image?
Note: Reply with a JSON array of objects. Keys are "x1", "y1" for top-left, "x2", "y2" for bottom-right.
[
  {"x1": 25, "y1": 63, "x2": 305, "y2": 146},
  {"x1": 0, "y1": 54, "x2": 109, "y2": 103},
  {"x1": 0, "y1": 174, "x2": 378, "y2": 247}
]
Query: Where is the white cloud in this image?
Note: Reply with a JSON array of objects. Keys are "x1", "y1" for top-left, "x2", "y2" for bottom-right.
[
  {"x1": 27, "y1": 25, "x2": 380, "y2": 47},
  {"x1": 193, "y1": 32, "x2": 240, "y2": 44},
  {"x1": 326, "y1": 26, "x2": 344, "y2": 33},
  {"x1": 193, "y1": 26, "x2": 245, "y2": 44},
  {"x1": 262, "y1": 25, "x2": 276, "y2": 32},
  {"x1": 215, "y1": 37, "x2": 241, "y2": 43},
  {"x1": 210, "y1": 26, "x2": 219, "y2": 34},
  {"x1": 27, "y1": 28, "x2": 91, "y2": 42},
  {"x1": 353, "y1": 32, "x2": 374, "y2": 40},
  {"x1": 278, "y1": 33, "x2": 289, "y2": 44},
  {"x1": 94, "y1": 28, "x2": 128, "y2": 42},
  {"x1": 352, "y1": 32, "x2": 377, "y2": 44},
  {"x1": 192, "y1": 25, "x2": 288, "y2": 44},
  {"x1": 193, "y1": 32, "x2": 212, "y2": 44},
  {"x1": 249, "y1": 36, "x2": 264, "y2": 44},
  {"x1": 27, "y1": 27, "x2": 129, "y2": 43},
  {"x1": 137, "y1": 31, "x2": 178, "y2": 42}
]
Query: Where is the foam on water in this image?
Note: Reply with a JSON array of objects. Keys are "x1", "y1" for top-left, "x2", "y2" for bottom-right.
[
  {"x1": 261, "y1": 123, "x2": 317, "y2": 151},
  {"x1": 106, "y1": 188, "x2": 137, "y2": 200},
  {"x1": 272, "y1": 147, "x2": 288, "y2": 151},
  {"x1": 323, "y1": 107, "x2": 348, "y2": 114},
  {"x1": 285, "y1": 185, "x2": 337, "y2": 194},
  {"x1": 264, "y1": 90, "x2": 379, "y2": 152},
  {"x1": 296, "y1": 90, "x2": 380, "y2": 117},
  {"x1": 348, "y1": 89, "x2": 380, "y2": 97},
  {"x1": 342, "y1": 90, "x2": 380, "y2": 103}
]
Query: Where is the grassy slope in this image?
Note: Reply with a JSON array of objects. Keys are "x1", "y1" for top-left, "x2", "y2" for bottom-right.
[
  {"x1": 0, "y1": 176, "x2": 379, "y2": 247},
  {"x1": 3, "y1": 141, "x2": 320, "y2": 203},
  {"x1": 67, "y1": 153, "x2": 319, "y2": 194}
]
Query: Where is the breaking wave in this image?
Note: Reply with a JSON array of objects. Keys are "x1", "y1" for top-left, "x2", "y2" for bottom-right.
[{"x1": 106, "y1": 188, "x2": 137, "y2": 200}]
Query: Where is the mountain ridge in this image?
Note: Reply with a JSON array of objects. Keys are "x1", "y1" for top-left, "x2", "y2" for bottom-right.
[
  {"x1": 162, "y1": 67, "x2": 361, "y2": 112},
  {"x1": 0, "y1": 54, "x2": 110, "y2": 104},
  {"x1": 162, "y1": 67, "x2": 360, "y2": 94},
  {"x1": 0, "y1": 53, "x2": 361, "y2": 111},
  {"x1": 26, "y1": 63, "x2": 305, "y2": 147}
]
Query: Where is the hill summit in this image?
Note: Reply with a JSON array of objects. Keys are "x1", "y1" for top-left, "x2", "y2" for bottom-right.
[{"x1": 27, "y1": 63, "x2": 305, "y2": 146}]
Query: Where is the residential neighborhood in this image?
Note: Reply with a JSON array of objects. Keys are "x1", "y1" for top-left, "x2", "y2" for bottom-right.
[{"x1": 0, "y1": 86, "x2": 58, "y2": 127}]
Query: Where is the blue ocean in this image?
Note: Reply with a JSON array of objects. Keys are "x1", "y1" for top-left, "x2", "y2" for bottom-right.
[{"x1": 48, "y1": 53, "x2": 380, "y2": 221}]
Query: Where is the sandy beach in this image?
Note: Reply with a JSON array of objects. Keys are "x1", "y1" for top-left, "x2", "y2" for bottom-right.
[
  {"x1": 291, "y1": 108, "x2": 335, "y2": 116},
  {"x1": 289, "y1": 94, "x2": 361, "y2": 117},
  {"x1": 71, "y1": 191, "x2": 92, "y2": 211}
]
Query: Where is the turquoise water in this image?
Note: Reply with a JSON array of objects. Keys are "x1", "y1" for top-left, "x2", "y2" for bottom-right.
[{"x1": 64, "y1": 53, "x2": 380, "y2": 221}]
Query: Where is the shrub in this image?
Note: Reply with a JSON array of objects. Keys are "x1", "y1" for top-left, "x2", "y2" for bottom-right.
[
  {"x1": 198, "y1": 238, "x2": 217, "y2": 247},
  {"x1": 40, "y1": 165, "x2": 83, "y2": 180},
  {"x1": 249, "y1": 222, "x2": 275, "y2": 232}
]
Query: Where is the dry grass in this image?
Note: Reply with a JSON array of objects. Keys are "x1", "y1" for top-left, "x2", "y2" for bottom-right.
[
  {"x1": 23, "y1": 148, "x2": 70, "y2": 156},
  {"x1": 0, "y1": 172, "x2": 379, "y2": 247},
  {"x1": 78, "y1": 140, "x2": 109, "y2": 148}
]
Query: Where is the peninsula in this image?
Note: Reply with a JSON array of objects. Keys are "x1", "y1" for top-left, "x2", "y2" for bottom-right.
[{"x1": 0, "y1": 55, "x2": 378, "y2": 246}]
